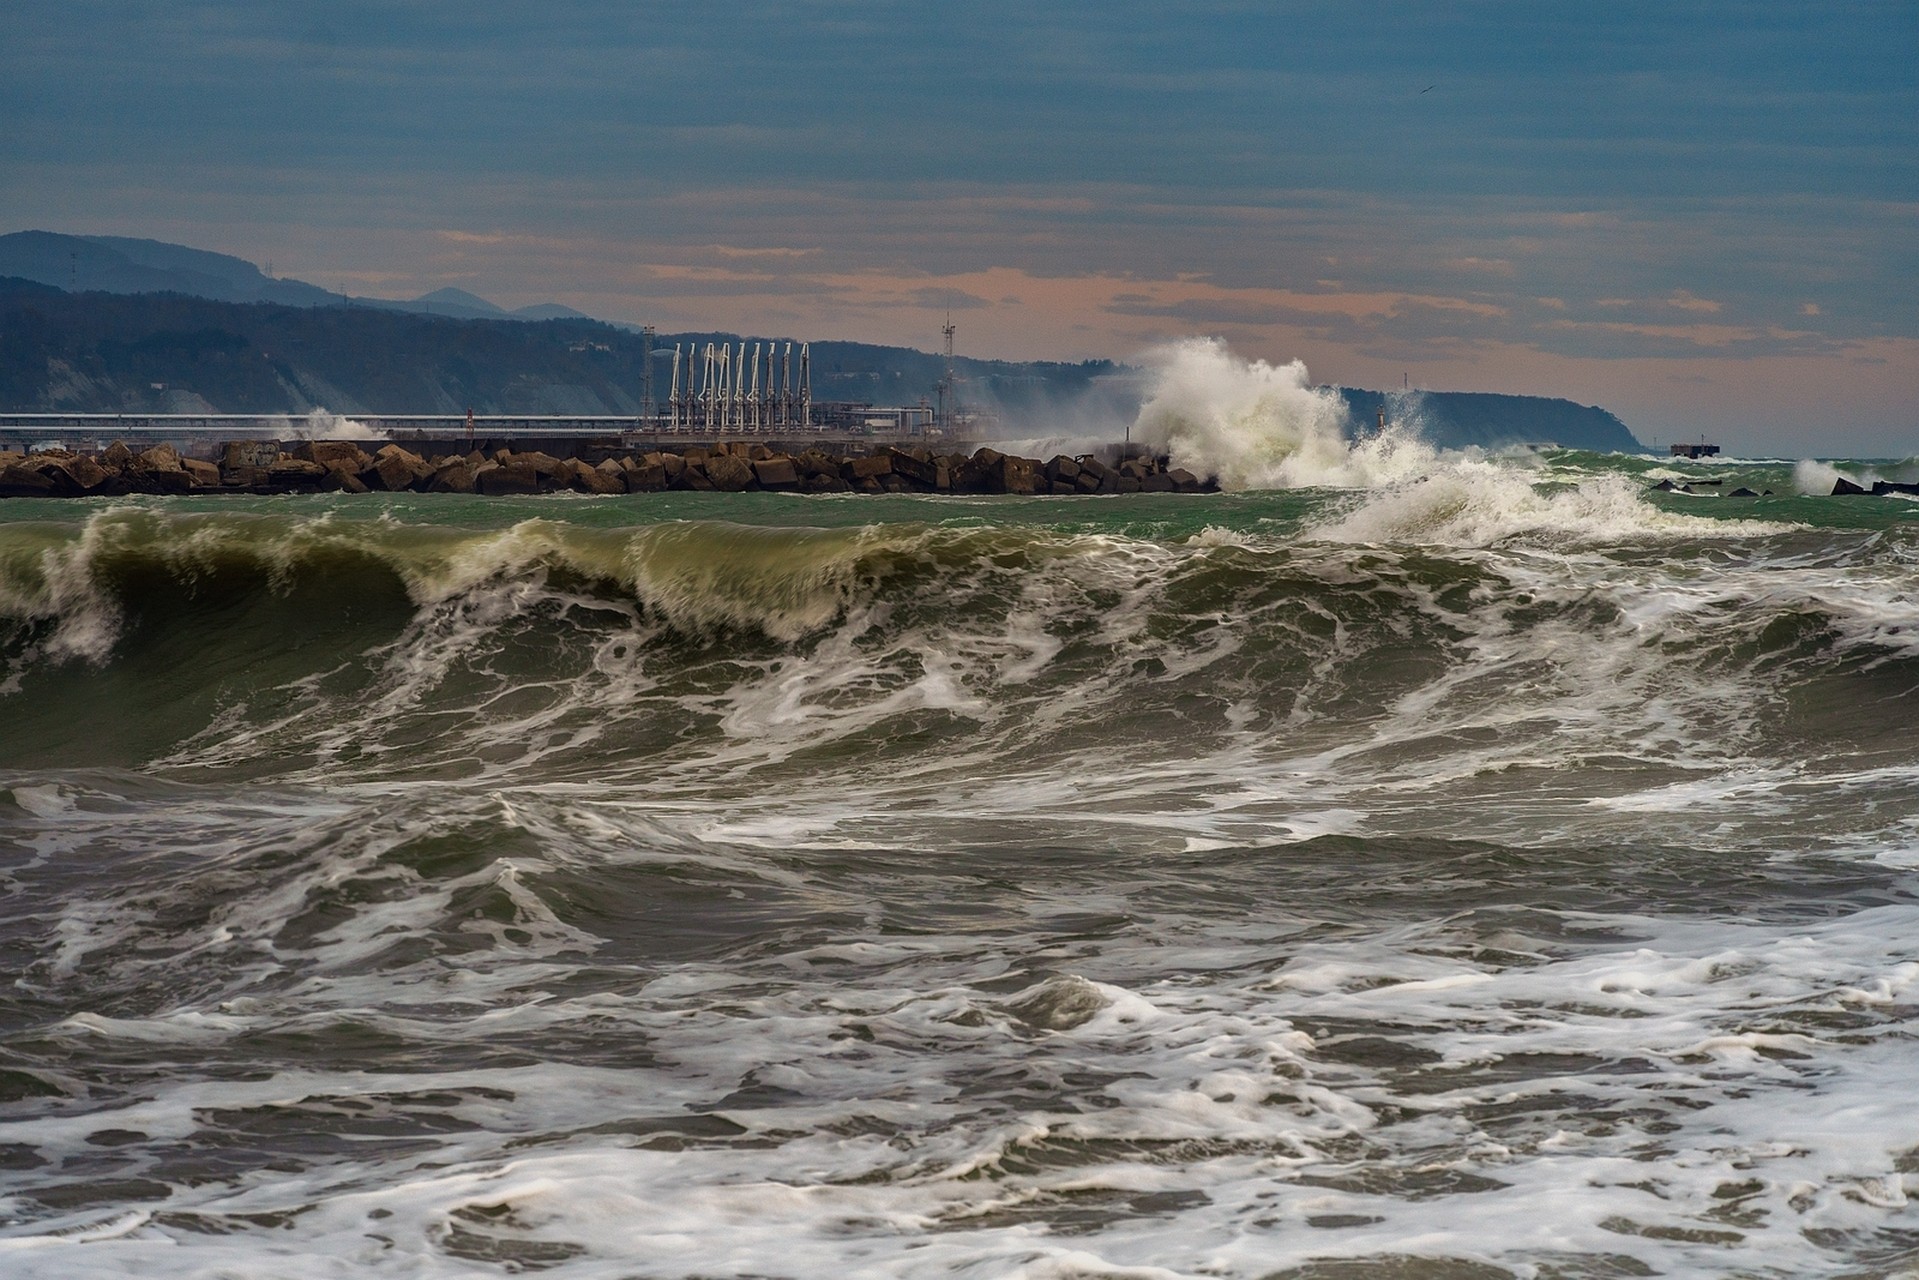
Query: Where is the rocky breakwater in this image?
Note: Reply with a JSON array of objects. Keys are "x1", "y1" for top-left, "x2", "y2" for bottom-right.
[{"x1": 0, "y1": 440, "x2": 1216, "y2": 499}]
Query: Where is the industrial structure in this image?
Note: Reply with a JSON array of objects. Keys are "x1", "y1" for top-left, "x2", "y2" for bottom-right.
[
  {"x1": 0, "y1": 325, "x2": 980, "y2": 450},
  {"x1": 665, "y1": 340, "x2": 812, "y2": 431}
]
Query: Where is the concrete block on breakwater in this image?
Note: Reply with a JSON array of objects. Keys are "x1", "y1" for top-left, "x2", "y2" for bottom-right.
[{"x1": 0, "y1": 440, "x2": 1220, "y2": 499}]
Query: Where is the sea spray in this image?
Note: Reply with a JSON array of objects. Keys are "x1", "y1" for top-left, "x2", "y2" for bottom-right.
[{"x1": 1131, "y1": 338, "x2": 1437, "y2": 489}]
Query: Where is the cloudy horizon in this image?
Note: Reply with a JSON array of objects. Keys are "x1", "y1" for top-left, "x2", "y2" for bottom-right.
[{"x1": 3, "y1": 1, "x2": 1913, "y2": 453}]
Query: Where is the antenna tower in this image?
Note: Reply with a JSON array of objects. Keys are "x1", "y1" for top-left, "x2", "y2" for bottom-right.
[
  {"x1": 640, "y1": 325, "x2": 656, "y2": 424},
  {"x1": 937, "y1": 314, "x2": 958, "y2": 429}
]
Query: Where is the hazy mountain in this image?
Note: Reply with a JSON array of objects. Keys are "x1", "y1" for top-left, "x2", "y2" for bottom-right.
[
  {"x1": 0, "y1": 277, "x2": 1646, "y2": 453},
  {"x1": 0, "y1": 231, "x2": 579, "y2": 323}
]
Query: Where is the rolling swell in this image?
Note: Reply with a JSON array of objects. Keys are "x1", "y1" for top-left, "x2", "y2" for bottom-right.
[
  {"x1": 0, "y1": 503, "x2": 1912, "y2": 820},
  {"x1": 4, "y1": 462, "x2": 1919, "y2": 1277}
]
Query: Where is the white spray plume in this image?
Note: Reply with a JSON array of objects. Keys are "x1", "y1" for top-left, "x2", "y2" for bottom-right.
[
  {"x1": 1130, "y1": 338, "x2": 1436, "y2": 490},
  {"x1": 279, "y1": 409, "x2": 385, "y2": 441}
]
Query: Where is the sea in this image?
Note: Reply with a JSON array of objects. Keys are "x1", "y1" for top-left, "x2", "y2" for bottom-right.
[{"x1": 2, "y1": 366, "x2": 1917, "y2": 1277}]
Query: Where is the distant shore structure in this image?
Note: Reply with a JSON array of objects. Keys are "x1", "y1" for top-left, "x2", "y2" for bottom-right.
[
  {"x1": 664, "y1": 339, "x2": 812, "y2": 431},
  {"x1": 1670, "y1": 439, "x2": 1722, "y2": 459}
]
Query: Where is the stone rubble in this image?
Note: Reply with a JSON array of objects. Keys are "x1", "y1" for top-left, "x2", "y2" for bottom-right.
[{"x1": 0, "y1": 440, "x2": 1221, "y2": 499}]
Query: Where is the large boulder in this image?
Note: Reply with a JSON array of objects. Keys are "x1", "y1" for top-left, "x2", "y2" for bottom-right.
[
  {"x1": 885, "y1": 448, "x2": 938, "y2": 488},
  {"x1": 477, "y1": 464, "x2": 540, "y2": 495},
  {"x1": 266, "y1": 458, "x2": 328, "y2": 488},
  {"x1": 21, "y1": 455, "x2": 110, "y2": 496},
  {"x1": 180, "y1": 458, "x2": 221, "y2": 488},
  {"x1": 953, "y1": 448, "x2": 1004, "y2": 492},
  {"x1": 0, "y1": 464, "x2": 58, "y2": 497},
  {"x1": 568, "y1": 458, "x2": 625, "y2": 495},
  {"x1": 753, "y1": 456, "x2": 800, "y2": 489},
  {"x1": 705, "y1": 453, "x2": 755, "y2": 492},
  {"x1": 1001, "y1": 454, "x2": 1041, "y2": 495},
  {"x1": 842, "y1": 453, "x2": 892, "y2": 482},
  {"x1": 1075, "y1": 456, "x2": 1117, "y2": 494},
  {"x1": 625, "y1": 462, "x2": 669, "y2": 492},
  {"x1": 795, "y1": 449, "x2": 840, "y2": 479},
  {"x1": 426, "y1": 459, "x2": 480, "y2": 493},
  {"x1": 321, "y1": 466, "x2": 371, "y2": 494},
  {"x1": 135, "y1": 443, "x2": 182, "y2": 473},
  {"x1": 296, "y1": 440, "x2": 373, "y2": 473},
  {"x1": 675, "y1": 463, "x2": 716, "y2": 491},
  {"x1": 513, "y1": 451, "x2": 570, "y2": 481},
  {"x1": 370, "y1": 444, "x2": 432, "y2": 492}
]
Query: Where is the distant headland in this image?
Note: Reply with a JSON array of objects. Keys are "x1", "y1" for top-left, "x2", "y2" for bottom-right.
[{"x1": 0, "y1": 230, "x2": 1644, "y2": 455}]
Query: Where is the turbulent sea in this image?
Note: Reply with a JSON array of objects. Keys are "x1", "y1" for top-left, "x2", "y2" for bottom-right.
[{"x1": 2, "y1": 436, "x2": 1918, "y2": 1277}]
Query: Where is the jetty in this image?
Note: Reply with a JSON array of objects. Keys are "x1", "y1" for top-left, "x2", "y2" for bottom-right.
[{"x1": 0, "y1": 438, "x2": 1215, "y2": 499}]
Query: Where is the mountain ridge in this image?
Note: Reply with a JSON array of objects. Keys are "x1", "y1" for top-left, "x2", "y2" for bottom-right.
[{"x1": 0, "y1": 266, "x2": 1645, "y2": 453}]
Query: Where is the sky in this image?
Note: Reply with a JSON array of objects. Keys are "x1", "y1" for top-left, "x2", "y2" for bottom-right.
[{"x1": 2, "y1": 0, "x2": 1914, "y2": 454}]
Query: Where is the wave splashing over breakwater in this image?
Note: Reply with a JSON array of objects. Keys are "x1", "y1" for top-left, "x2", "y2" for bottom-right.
[
  {"x1": 1133, "y1": 338, "x2": 1438, "y2": 490},
  {"x1": 1, "y1": 462, "x2": 1918, "y2": 1278}
]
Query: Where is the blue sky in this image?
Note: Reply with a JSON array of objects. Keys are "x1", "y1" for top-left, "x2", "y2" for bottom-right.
[{"x1": 3, "y1": 1, "x2": 1914, "y2": 452}]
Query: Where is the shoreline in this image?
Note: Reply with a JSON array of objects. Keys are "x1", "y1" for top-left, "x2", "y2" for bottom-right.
[{"x1": 0, "y1": 439, "x2": 1217, "y2": 499}]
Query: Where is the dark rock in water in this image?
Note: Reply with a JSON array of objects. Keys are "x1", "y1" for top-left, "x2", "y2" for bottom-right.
[
  {"x1": 0, "y1": 464, "x2": 57, "y2": 497},
  {"x1": 953, "y1": 447, "x2": 1003, "y2": 492},
  {"x1": 795, "y1": 449, "x2": 838, "y2": 480},
  {"x1": 1650, "y1": 479, "x2": 1676, "y2": 492},
  {"x1": 1077, "y1": 456, "x2": 1119, "y2": 494},
  {"x1": 1727, "y1": 487, "x2": 1759, "y2": 498},
  {"x1": 371, "y1": 445, "x2": 432, "y2": 491},
  {"x1": 296, "y1": 440, "x2": 372, "y2": 472},
  {"x1": 101, "y1": 441, "x2": 134, "y2": 470},
  {"x1": 625, "y1": 462, "x2": 668, "y2": 492},
  {"x1": 135, "y1": 443, "x2": 182, "y2": 472},
  {"x1": 1871, "y1": 480, "x2": 1919, "y2": 496},
  {"x1": 18, "y1": 455, "x2": 91, "y2": 496},
  {"x1": 568, "y1": 458, "x2": 624, "y2": 495},
  {"x1": 426, "y1": 459, "x2": 478, "y2": 493},
  {"x1": 753, "y1": 456, "x2": 800, "y2": 489},
  {"x1": 180, "y1": 458, "x2": 220, "y2": 488},
  {"x1": 477, "y1": 463, "x2": 540, "y2": 496},
  {"x1": 140, "y1": 467, "x2": 194, "y2": 494},
  {"x1": 224, "y1": 440, "x2": 281, "y2": 470},
  {"x1": 1831, "y1": 478, "x2": 1869, "y2": 495},
  {"x1": 267, "y1": 458, "x2": 327, "y2": 485},
  {"x1": 322, "y1": 466, "x2": 371, "y2": 494},
  {"x1": 520, "y1": 451, "x2": 571, "y2": 481},
  {"x1": 705, "y1": 453, "x2": 755, "y2": 492},
  {"x1": 1168, "y1": 468, "x2": 1201, "y2": 492},
  {"x1": 842, "y1": 453, "x2": 892, "y2": 482},
  {"x1": 884, "y1": 447, "x2": 937, "y2": 488},
  {"x1": 1001, "y1": 454, "x2": 1041, "y2": 495}
]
